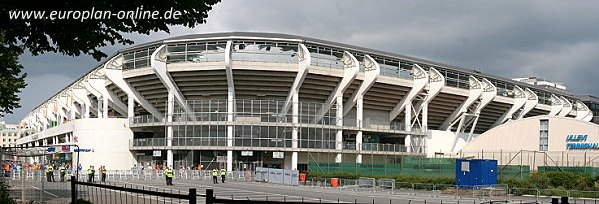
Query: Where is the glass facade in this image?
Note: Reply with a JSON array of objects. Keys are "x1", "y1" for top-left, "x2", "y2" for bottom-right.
[{"x1": 131, "y1": 99, "x2": 413, "y2": 152}]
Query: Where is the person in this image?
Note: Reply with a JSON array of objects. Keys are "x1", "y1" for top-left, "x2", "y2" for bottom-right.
[
  {"x1": 164, "y1": 167, "x2": 174, "y2": 186},
  {"x1": 46, "y1": 165, "x2": 55, "y2": 182},
  {"x1": 59, "y1": 165, "x2": 66, "y2": 182},
  {"x1": 211, "y1": 169, "x2": 218, "y2": 184},
  {"x1": 3, "y1": 164, "x2": 10, "y2": 177},
  {"x1": 220, "y1": 168, "x2": 226, "y2": 183},
  {"x1": 87, "y1": 165, "x2": 95, "y2": 182},
  {"x1": 100, "y1": 166, "x2": 107, "y2": 182}
]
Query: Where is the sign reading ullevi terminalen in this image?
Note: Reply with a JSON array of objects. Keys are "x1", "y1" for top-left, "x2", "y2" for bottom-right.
[
  {"x1": 567, "y1": 143, "x2": 599, "y2": 149},
  {"x1": 566, "y1": 134, "x2": 597, "y2": 149}
]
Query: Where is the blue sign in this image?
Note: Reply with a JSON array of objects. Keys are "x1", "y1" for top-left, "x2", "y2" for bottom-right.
[
  {"x1": 74, "y1": 149, "x2": 92, "y2": 152},
  {"x1": 566, "y1": 134, "x2": 588, "y2": 141},
  {"x1": 47, "y1": 147, "x2": 55, "y2": 152},
  {"x1": 567, "y1": 143, "x2": 599, "y2": 149}
]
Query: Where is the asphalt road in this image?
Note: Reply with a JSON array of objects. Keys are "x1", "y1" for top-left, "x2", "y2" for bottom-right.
[{"x1": 4, "y1": 177, "x2": 586, "y2": 204}]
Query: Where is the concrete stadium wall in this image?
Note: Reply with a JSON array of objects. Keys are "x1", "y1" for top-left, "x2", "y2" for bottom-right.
[
  {"x1": 462, "y1": 116, "x2": 599, "y2": 152},
  {"x1": 71, "y1": 118, "x2": 135, "y2": 170}
]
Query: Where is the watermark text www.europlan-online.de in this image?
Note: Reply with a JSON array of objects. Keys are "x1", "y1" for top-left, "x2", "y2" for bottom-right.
[{"x1": 8, "y1": 7, "x2": 184, "y2": 22}]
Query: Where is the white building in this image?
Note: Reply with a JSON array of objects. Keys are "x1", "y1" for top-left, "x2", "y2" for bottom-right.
[{"x1": 15, "y1": 32, "x2": 595, "y2": 170}]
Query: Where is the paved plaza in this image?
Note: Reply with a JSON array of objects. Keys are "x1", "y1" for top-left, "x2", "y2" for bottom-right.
[{"x1": 5, "y1": 176, "x2": 568, "y2": 204}]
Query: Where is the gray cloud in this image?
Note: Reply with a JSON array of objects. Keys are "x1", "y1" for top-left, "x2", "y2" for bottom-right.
[{"x1": 4, "y1": 0, "x2": 599, "y2": 123}]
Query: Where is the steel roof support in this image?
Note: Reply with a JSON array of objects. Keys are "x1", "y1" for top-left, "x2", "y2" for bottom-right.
[
  {"x1": 344, "y1": 55, "x2": 380, "y2": 163},
  {"x1": 104, "y1": 56, "x2": 163, "y2": 121},
  {"x1": 151, "y1": 45, "x2": 195, "y2": 120},
  {"x1": 548, "y1": 94, "x2": 563, "y2": 116},
  {"x1": 441, "y1": 76, "x2": 483, "y2": 131},
  {"x1": 558, "y1": 96, "x2": 573, "y2": 117},
  {"x1": 83, "y1": 80, "x2": 105, "y2": 118},
  {"x1": 71, "y1": 88, "x2": 93, "y2": 119},
  {"x1": 88, "y1": 78, "x2": 128, "y2": 117},
  {"x1": 412, "y1": 67, "x2": 446, "y2": 132},
  {"x1": 314, "y1": 51, "x2": 359, "y2": 123},
  {"x1": 311, "y1": 51, "x2": 359, "y2": 163},
  {"x1": 516, "y1": 88, "x2": 538, "y2": 120},
  {"x1": 280, "y1": 44, "x2": 311, "y2": 117},
  {"x1": 389, "y1": 64, "x2": 429, "y2": 122},
  {"x1": 493, "y1": 85, "x2": 526, "y2": 127},
  {"x1": 467, "y1": 78, "x2": 497, "y2": 136},
  {"x1": 574, "y1": 100, "x2": 594, "y2": 122}
]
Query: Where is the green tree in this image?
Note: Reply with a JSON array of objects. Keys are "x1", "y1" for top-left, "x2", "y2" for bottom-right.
[
  {"x1": 0, "y1": 33, "x2": 26, "y2": 117},
  {"x1": 0, "y1": 0, "x2": 220, "y2": 117}
]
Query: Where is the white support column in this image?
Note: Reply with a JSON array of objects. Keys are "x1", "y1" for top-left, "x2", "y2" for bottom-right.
[
  {"x1": 335, "y1": 96, "x2": 343, "y2": 163},
  {"x1": 166, "y1": 90, "x2": 174, "y2": 168},
  {"x1": 127, "y1": 95, "x2": 135, "y2": 119},
  {"x1": 224, "y1": 41, "x2": 234, "y2": 172},
  {"x1": 493, "y1": 86, "x2": 527, "y2": 127},
  {"x1": 516, "y1": 88, "x2": 538, "y2": 120},
  {"x1": 102, "y1": 97, "x2": 109, "y2": 118},
  {"x1": 151, "y1": 45, "x2": 196, "y2": 120},
  {"x1": 422, "y1": 103, "x2": 428, "y2": 131},
  {"x1": 404, "y1": 102, "x2": 412, "y2": 152},
  {"x1": 356, "y1": 97, "x2": 363, "y2": 163},
  {"x1": 314, "y1": 51, "x2": 359, "y2": 123},
  {"x1": 280, "y1": 44, "x2": 311, "y2": 117},
  {"x1": 291, "y1": 93, "x2": 299, "y2": 170},
  {"x1": 548, "y1": 94, "x2": 563, "y2": 116},
  {"x1": 389, "y1": 64, "x2": 429, "y2": 121},
  {"x1": 440, "y1": 76, "x2": 483, "y2": 131},
  {"x1": 558, "y1": 96, "x2": 573, "y2": 117}
]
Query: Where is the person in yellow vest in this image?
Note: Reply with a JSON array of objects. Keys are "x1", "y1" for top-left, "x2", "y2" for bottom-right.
[
  {"x1": 100, "y1": 166, "x2": 107, "y2": 182},
  {"x1": 45, "y1": 165, "x2": 55, "y2": 182},
  {"x1": 87, "y1": 166, "x2": 95, "y2": 182},
  {"x1": 59, "y1": 165, "x2": 67, "y2": 182},
  {"x1": 211, "y1": 169, "x2": 218, "y2": 184},
  {"x1": 164, "y1": 167, "x2": 174, "y2": 186},
  {"x1": 220, "y1": 169, "x2": 226, "y2": 183}
]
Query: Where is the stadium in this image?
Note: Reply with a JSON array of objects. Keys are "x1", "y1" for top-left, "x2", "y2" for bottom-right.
[{"x1": 14, "y1": 32, "x2": 597, "y2": 172}]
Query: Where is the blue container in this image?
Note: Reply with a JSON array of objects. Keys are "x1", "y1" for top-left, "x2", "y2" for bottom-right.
[{"x1": 455, "y1": 159, "x2": 497, "y2": 189}]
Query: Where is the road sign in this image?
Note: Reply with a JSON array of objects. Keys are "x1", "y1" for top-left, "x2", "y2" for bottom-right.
[{"x1": 47, "y1": 147, "x2": 56, "y2": 152}]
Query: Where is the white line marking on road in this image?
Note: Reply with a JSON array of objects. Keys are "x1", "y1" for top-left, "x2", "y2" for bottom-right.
[{"x1": 28, "y1": 185, "x2": 59, "y2": 198}]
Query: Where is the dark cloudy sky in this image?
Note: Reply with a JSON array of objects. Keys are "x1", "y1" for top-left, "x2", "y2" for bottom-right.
[{"x1": 3, "y1": 0, "x2": 599, "y2": 123}]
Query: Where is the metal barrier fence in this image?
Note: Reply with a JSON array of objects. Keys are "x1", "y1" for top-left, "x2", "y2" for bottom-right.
[
  {"x1": 4, "y1": 169, "x2": 253, "y2": 181},
  {"x1": 72, "y1": 176, "x2": 199, "y2": 203}
]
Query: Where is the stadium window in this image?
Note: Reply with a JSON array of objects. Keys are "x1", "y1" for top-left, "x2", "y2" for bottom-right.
[{"x1": 539, "y1": 119, "x2": 549, "y2": 151}]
